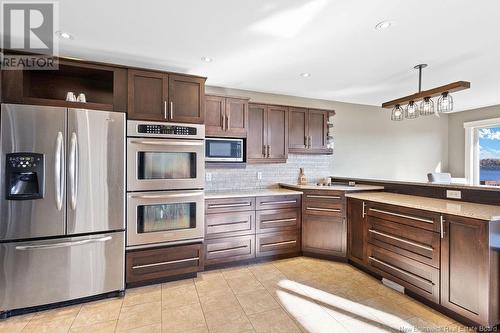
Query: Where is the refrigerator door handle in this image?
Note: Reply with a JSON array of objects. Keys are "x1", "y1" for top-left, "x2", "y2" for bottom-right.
[
  {"x1": 69, "y1": 132, "x2": 78, "y2": 210},
  {"x1": 55, "y1": 131, "x2": 64, "y2": 211},
  {"x1": 15, "y1": 236, "x2": 113, "y2": 250}
]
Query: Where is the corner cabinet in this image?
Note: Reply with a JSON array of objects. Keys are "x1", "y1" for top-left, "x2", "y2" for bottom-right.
[
  {"x1": 346, "y1": 198, "x2": 500, "y2": 327},
  {"x1": 128, "y1": 70, "x2": 205, "y2": 124},
  {"x1": 247, "y1": 104, "x2": 288, "y2": 163},
  {"x1": 205, "y1": 95, "x2": 249, "y2": 137},
  {"x1": 289, "y1": 107, "x2": 332, "y2": 154}
]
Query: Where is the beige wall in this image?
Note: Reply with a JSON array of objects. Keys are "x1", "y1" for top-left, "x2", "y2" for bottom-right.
[
  {"x1": 206, "y1": 86, "x2": 449, "y2": 183},
  {"x1": 447, "y1": 104, "x2": 500, "y2": 177}
]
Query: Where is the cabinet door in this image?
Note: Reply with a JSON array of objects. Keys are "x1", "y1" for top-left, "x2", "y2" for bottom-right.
[
  {"x1": 205, "y1": 95, "x2": 225, "y2": 136},
  {"x1": 128, "y1": 70, "x2": 168, "y2": 121},
  {"x1": 441, "y1": 215, "x2": 489, "y2": 325},
  {"x1": 347, "y1": 198, "x2": 366, "y2": 264},
  {"x1": 225, "y1": 97, "x2": 249, "y2": 137},
  {"x1": 302, "y1": 215, "x2": 346, "y2": 257},
  {"x1": 169, "y1": 75, "x2": 205, "y2": 124},
  {"x1": 308, "y1": 109, "x2": 329, "y2": 152},
  {"x1": 288, "y1": 107, "x2": 308, "y2": 152},
  {"x1": 266, "y1": 105, "x2": 288, "y2": 162},
  {"x1": 247, "y1": 104, "x2": 267, "y2": 162}
]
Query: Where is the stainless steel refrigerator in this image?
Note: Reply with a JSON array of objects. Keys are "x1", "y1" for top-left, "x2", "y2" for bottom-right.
[{"x1": 0, "y1": 104, "x2": 125, "y2": 317}]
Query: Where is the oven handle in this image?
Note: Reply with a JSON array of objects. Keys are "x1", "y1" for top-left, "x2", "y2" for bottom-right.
[
  {"x1": 129, "y1": 192, "x2": 203, "y2": 199},
  {"x1": 129, "y1": 140, "x2": 203, "y2": 146}
]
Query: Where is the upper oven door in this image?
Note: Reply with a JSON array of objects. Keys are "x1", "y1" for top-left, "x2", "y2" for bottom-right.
[
  {"x1": 127, "y1": 190, "x2": 204, "y2": 247},
  {"x1": 127, "y1": 138, "x2": 204, "y2": 191}
]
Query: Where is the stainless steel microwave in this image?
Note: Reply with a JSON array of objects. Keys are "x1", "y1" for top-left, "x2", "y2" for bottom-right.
[{"x1": 205, "y1": 138, "x2": 244, "y2": 162}]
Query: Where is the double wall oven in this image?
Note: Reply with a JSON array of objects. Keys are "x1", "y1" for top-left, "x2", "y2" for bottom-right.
[{"x1": 126, "y1": 121, "x2": 205, "y2": 248}]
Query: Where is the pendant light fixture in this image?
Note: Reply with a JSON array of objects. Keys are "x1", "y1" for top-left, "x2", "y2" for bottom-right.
[
  {"x1": 391, "y1": 104, "x2": 404, "y2": 121},
  {"x1": 382, "y1": 64, "x2": 470, "y2": 121}
]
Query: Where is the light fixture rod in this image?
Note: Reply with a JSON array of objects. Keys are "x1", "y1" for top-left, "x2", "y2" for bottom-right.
[{"x1": 414, "y1": 64, "x2": 427, "y2": 93}]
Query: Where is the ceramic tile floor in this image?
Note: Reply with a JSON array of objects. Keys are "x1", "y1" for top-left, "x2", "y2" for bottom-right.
[{"x1": 0, "y1": 256, "x2": 472, "y2": 333}]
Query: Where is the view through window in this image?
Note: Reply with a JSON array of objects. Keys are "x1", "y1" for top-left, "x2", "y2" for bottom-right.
[{"x1": 478, "y1": 126, "x2": 500, "y2": 185}]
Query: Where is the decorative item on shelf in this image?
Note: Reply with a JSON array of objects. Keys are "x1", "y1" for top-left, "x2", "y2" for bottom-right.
[
  {"x1": 65, "y1": 92, "x2": 76, "y2": 102},
  {"x1": 326, "y1": 112, "x2": 335, "y2": 149},
  {"x1": 298, "y1": 167, "x2": 307, "y2": 185},
  {"x1": 391, "y1": 104, "x2": 404, "y2": 121},
  {"x1": 382, "y1": 64, "x2": 470, "y2": 121},
  {"x1": 77, "y1": 93, "x2": 86, "y2": 103}
]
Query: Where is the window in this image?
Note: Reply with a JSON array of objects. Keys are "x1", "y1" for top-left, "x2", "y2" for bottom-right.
[{"x1": 464, "y1": 118, "x2": 500, "y2": 185}]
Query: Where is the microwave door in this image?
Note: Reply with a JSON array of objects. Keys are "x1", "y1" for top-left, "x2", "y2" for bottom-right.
[
  {"x1": 0, "y1": 104, "x2": 66, "y2": 241},
  {"x1": 127, "y1": 138, "x2": 204, "y2": 191}
]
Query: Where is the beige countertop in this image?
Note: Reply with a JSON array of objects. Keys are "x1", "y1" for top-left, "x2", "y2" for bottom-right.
[
  {"x1": 345, "y1": 192, "x2": 500, "y2": 221},
  {"x1": 280, "y1": 183, "x2": 385, "y2": 192},
  {"x1": 205, "y1": 188, "x2": 302, "y2": 199}
]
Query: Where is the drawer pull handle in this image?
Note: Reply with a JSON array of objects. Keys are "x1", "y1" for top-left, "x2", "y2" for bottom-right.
[
  {"x1": 369, "y1": 208, "x2": 434, "y2": 224},
  {"x1": 306, "y1": 195, "x2": 341, "y2": 199},
  {"x1": 209, "y1": 245, "x2": 248, "y2": 254},
  {"x1": 368, "y1": 229, "x2": 433, "y2": 251},
  {"x1": 368, "y1": 256, "x2": 433, "y2": 286},
  {"x1": 262, "y1": 240, "x2": 297, "y2": 248},
  {"x1": 207, "y1": 220, "x2": 249, "y2": 227},
  {"x1": 306, "y1": 207, "x2": 341, "y2": 212},
  {"x1": 261, "y1": 200, "x2": 297, "y2": 205},
  {"x1": 208, "y1": 203, "x2": 251, "y2": 209},
  {"x1": 132, "y1": 257, "x2": 199, "y2": 270},
  {"x1": 262, "y1": 218, "x2": 297, "y2": 224}
]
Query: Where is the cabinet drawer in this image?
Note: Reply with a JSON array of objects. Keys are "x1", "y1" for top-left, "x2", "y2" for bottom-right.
[
  {"x1": 126, "y1": 243, "x2": 203, "y2": 285},
  {"x1": 366, "y1": 202, "x2": 441, "y2": 233},
  {"x1": 256, "y1": 231, "x2": 300, "y2": 257},
  {"x1": 367, "y1": 244, "x2": 439, "y2": 302},
  {"x1": 206, "y1": 211, "x2": 255, "y2": 239},
  {"x1": 304, "y1": 191, "x2": 343, "y2": 204},
  {"x1": 256, "y1": 208, "x2": 300, "y2": 234},
  {"x1": 367, "y1": 215, "x2": 440, "y2": 268},
  {"x1": 256, "y1": 195, "x2": 300, "y2": 210},
  {"x1": 205, "y1": 197, "x2": 255, "y2": 214},
  {"x1": 205, "y1": 235, "x2": 255, "y2": 266},
  {"x1": 304, "y1": 201, "x2": 343, "y2": 217}
]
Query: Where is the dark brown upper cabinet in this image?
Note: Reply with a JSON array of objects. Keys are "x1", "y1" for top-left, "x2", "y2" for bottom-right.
[
  {"x1": 128, "y1": 70, "x2": 169, "y2": 121},
  {"x1": 247, "y1": 103, "x2": 288, "y2": 163},
  {"x1": 1, "y1": 58, "x2": 127, "y2": 112},
  {"x1": 205, "y1": 95, "x2": 249, "y2": 138},
  {"x1": 169, "y1": 75, "x2": 205, "y2": 124},
  {"x1": 289, "y1": 108, "x2": 332, "y2": 154},
  {"x1": 128, "y1": 71, "x2": 205, "y2": 124}
]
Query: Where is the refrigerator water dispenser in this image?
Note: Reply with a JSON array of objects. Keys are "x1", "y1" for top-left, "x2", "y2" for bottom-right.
[{"x1": 5, "y1": 153, "x2": 44, "y2": 200}]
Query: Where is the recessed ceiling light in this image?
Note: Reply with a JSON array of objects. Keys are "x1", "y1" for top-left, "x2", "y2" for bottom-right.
[
  {"x1": 55, "y1": 31, "x2": 74, "y2": 40},
  {"x1": 375, "y1": 20, "x2": 393, "y2": 30},
  {"x1": 201, "y1": 56, "x2": 213, "y2": 62},
  {"x1": 300, "y1": 72, "x2": 311, "y2": 78}
]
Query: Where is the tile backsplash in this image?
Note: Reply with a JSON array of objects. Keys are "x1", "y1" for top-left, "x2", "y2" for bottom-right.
[{"x1": 205, "y1": 154, "x2": 334, "y2": 191}]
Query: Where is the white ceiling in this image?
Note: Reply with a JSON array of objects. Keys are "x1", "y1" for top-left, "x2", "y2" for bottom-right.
[{"x1": 29, "y1": 1, "x2": 500, "y2": 110}]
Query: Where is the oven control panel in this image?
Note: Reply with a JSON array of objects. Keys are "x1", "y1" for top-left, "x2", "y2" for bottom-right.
[{"x1": 137, "y1": 124, "x2": 197, "y2": 136}]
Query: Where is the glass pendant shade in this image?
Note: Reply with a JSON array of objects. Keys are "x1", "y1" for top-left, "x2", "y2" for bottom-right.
[
  {"x1": 405, "y1": 101, "x2": 419, "y2": 119},
  {"x1": 391, "y1": 104, "x2": 404, "y2": 121},
  {"x1": 419, "y1": 97, "x2": 435, "y2": 116},
  {"x1": 437, "y1": 92, "x2": 453, "y2": 113}
]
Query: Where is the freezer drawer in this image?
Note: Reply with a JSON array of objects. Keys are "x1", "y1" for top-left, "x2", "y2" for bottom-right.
[{"x1": 0, "y1": 231, "x2": 124, "y2": 312}]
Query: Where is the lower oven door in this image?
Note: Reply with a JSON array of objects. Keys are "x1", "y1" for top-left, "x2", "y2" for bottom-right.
[{"x1": 127, "y1": 190, "x2": 204, "y2": 247}]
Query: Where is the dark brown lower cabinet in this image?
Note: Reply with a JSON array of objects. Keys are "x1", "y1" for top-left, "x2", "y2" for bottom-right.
[
  {"x1": 347, "y1": 198, "x2": 500, "y2": 327},
  {"x1": 256, "y1": 231, "x2": 300, "y2": 258},
  {"x1": 126, "y1": 243, "x2": 203, "y2": 285},
  {"x1": 205, "y1": 235, "x2": 255, "y2": 266},
  {"x1": 440, "y1": 215, "x2": 498, "y2": 326}
]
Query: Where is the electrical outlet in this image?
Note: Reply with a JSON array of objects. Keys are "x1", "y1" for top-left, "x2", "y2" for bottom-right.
[
  {"x1": 205, "y1": 172, "x2": 212, "y2": 182},
  {"x1": 257, "y1": 172, "x2": 262, "y2": 180},
  {"x1": 446, "y1": 190, "x2": 461, "y2": 199}
]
